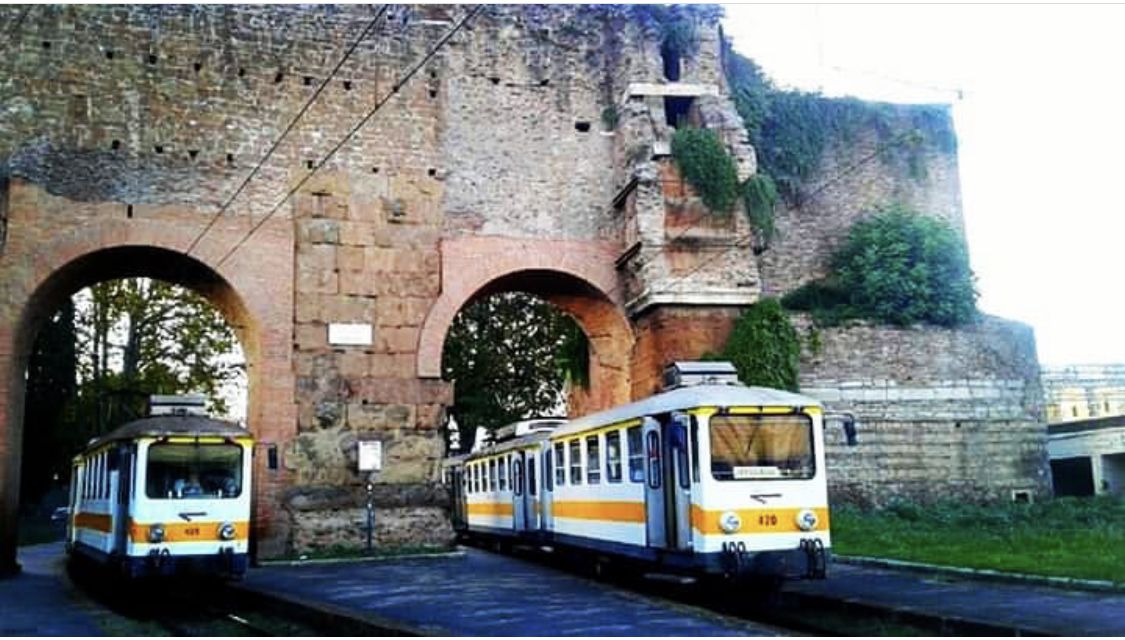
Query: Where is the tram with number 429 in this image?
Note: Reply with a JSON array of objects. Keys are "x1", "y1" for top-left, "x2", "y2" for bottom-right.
[
  {"x1": 65, "y1": 395, "x2": 253, "y2": 579},
  {"x1": 443, "y1": 361, "x2": 857, "y2": 583}
]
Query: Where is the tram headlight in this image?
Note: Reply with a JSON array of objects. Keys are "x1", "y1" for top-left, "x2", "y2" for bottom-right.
[
  {"x1": 148, "y1": 523, "x2": 165, "y2": 543},
  {"x1": 719, "y1": 511, "x2": 742, "y2": 534},
  {"x1": 218, "y1": 522, "x2": 237, "y2": 541},
  {"x1": 796, "y1": 509, "x2": 819, "y2": 532}
]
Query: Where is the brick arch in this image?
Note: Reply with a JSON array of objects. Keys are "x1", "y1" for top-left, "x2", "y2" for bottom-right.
[
  {"x1": 417, "y1": 236, "x2": 633, "y2": 416},
  {"x1": 0, "y1": 180, "x2": 295, "y2": 574}
]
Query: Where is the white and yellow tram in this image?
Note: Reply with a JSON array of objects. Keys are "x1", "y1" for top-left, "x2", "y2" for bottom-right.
[
  {"x1": 65, "y1": 398, "x2": 253, "y2": 578},
  {"x1": 445, "y1": 362, "x2": 854, "y2": 581}
]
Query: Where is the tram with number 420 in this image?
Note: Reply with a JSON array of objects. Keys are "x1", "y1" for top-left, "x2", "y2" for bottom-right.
[{"x1": 443, "y1": 362, "x2": 857, "y2": 583}]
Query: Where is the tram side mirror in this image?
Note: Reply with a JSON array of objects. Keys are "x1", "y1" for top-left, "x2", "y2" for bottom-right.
[{"x1": 826, "y1": 413, "x2": 858, "y2": 446}]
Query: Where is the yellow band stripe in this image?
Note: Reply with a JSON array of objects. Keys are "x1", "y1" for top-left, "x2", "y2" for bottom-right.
[
  {"x1": 467, "y1": 502, "x2": 514, "y2": 516},
  {"x1": 74, "y1": 512, "x2": 112, "y2": 532},
  {"x1": 129, "y1": 520, "x2": 250, "y2": 543},
  {"x1": 691, "y1": 506, "x2": 830, "y2": 535},
  {"x1": 553, "y1": 500, "x2": 645, "y2": 523}
]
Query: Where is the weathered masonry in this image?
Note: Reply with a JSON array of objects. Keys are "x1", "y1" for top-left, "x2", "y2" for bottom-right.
[{"x1": 0, "y1": 5, "x2": 1048, "y2": 570}]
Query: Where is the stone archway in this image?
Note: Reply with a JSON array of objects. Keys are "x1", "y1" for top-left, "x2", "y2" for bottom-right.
[
  {"x1": 417, "y1": 236, "x2": 634, "y2": 417},
  {"x1": 0, "y1": 180, "x2": 295, "y2": 574}
]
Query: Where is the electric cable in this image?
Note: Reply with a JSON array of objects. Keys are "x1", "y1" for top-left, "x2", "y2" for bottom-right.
[
  {"x1": 215, "y1": 5, "x2": 484, "y2": 268},
  {"x1": 184, "y1": 5, "x2": 390, "y2": 257}
]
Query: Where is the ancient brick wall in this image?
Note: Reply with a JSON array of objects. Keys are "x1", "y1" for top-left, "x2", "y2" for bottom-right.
[{"x1": 795, "y1": 314, "x2": 1052, "y2": 503}]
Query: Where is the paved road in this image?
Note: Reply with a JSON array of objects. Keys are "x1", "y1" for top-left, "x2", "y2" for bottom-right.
[
  {"x1": 788, "y1": 561, "x2": 1125, "y2": 635},
  {"x1": 244, "y1": 548, "x2": 781, "y2": 636},
  {"x1": 0, "y1": 544, "x2": 105, "y2": 636}
]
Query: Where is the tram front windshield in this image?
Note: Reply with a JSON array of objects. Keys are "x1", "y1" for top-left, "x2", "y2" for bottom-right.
[
  {"x1": 146, "y1": 443, "x2": 243, "y2": 499},
  {"x1": 709, "y1": 414, "x2": 814, "y2": 480}
]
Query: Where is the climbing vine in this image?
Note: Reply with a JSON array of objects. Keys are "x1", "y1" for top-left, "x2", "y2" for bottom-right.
[
  {"x1": 670, "y1": 128, "x2": 740, "y2": 213},
  {"x1": 722, "y1": 40, "x2": 957, "y2": 205},
  {"x1": 741, "y1": 173, "x2": 779, "y2": 251}
]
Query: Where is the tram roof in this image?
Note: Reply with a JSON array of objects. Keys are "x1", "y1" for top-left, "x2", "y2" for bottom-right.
[
  {"x1": 551, "y1": 384, "x2": 822, "y2": 439},
  {"x1": 83, "y1": 415, "x2": 250, "y2": 452}
]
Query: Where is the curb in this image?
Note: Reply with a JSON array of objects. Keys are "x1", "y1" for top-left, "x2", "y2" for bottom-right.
[
  {"x1": 257, "y1": 549, "x2": 466, "y2": 568},
  {"x1": 836, "y1": 554, "x2": 1125, "y2": 594}
]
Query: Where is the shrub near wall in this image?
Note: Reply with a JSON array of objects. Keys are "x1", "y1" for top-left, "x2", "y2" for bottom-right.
[
  {"x1": 783, "y1": 204, "x2": 978, "y2": 327},
  {"x1": 715, "y1": 298, "x2": 800, "y2": 392}
]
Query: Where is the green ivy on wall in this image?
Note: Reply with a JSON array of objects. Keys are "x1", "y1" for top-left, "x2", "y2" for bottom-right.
[
  {"x1": 670, "y1": 127, "x2": 740, "y2": 213},
  {"x1": 723, "y1": 40, "x2": 957, "y2": 205}
]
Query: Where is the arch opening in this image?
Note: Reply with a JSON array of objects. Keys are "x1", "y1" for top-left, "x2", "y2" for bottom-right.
[
  {"x1": 435, "y1": 269, "x2": 634, "y2": 454},
  {"x1": 1, "y1": 245, "x2": 261, "y2": 572}
]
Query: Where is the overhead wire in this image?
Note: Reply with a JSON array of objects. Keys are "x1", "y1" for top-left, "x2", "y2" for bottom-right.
[
  {"x1": 214, "y1": 4, "x2": 484, "y2": 268},
  {"x1": 184, "y1": 4, "x2": 390, "y2": 257}
]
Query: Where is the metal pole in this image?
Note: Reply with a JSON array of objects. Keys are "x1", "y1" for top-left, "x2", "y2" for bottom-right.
[{"x1": 365, "y1": 481, "x2": 374, "y2": 553}]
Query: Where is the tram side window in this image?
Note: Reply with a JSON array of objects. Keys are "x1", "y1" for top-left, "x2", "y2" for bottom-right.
[
  {"x1": 627, "y1": 426, "x2": 644, "y2": 483},
  {"x1": 486, "y1": 459, "x2": 494, "y2": 492},
  {"x1": 690, "y1": 419, "x2": 700, "y2": 483},
  {"x1": 606, "y1": 431, "x2": 623, "y2": 483},
  {"x1": 544, "y1": 450, "x2": 553, "y2": 491},
  {"x1": 586, "y1": 435, "x2": 601, "y2": 484},
  {"x1": 569, "y1": 439, "x2": 583, "y2": 485},
  {"x1": 554, "y1": 442, "x2": 566, "y2": 486},
  {"x1": 498, "y1": 456, "x2": 507, "y2": 492}
]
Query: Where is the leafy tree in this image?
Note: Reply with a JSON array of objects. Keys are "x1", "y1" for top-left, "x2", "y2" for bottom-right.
[
  {"x1": 442, "y1": 293, "x2": 588, "y2": 452},
  {"x1": 19, "y1": 300, "x2": 81, "y2": 507},
  {"x1": 719, "y1": 298, "x2": 801, "y2": 392},
  {"x1": 20, "y1": 278, "x2": 244, "y2": 507},
  {"x1": 75, "y1": 278, "x2": 243, "y2": 425}
]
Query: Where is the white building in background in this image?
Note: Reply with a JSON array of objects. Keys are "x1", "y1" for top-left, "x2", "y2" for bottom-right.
[
  {"x1": 1041, "y1": 364, "x2": 1125, "y2": 423},
  {"x1": 1048, "y1": 417, "x2": 1125, "y2": 497}
]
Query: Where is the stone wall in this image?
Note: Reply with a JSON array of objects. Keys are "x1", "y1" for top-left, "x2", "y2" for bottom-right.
[{"x1": 796, "y1": 314, "x2": 1052, "y2": 504}]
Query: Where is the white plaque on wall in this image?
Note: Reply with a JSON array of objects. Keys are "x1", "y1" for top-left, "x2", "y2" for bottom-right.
[
  {"x1": 328, "y1": 323, "x2": 372, "y2": 346},
  {"x1": 358, "y1": 440, "x2": 383, "y2": 472}
]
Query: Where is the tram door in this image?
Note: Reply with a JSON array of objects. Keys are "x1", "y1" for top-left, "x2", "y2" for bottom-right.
[
  {"x1": 450, "y1": 466, "x2": 466, "y2": 529},
  {"x1": 642, "y1": 417, "x2": 667, "y2": 547},
  {"x1": 526, "y1": 454, "x2": 539, "y2": 531},
  {"x1": 112, "y1": 445, "x2": 133, "y2": 554},
  {"x1": 540, "y1": 447, "x2": 554, "y2": 532},
  {"x1": 666, "y1": 413, "x2": 694, "y2": 551},
  {"x1": 512, "y1": 454, "x2": 528, "y2": 532}
]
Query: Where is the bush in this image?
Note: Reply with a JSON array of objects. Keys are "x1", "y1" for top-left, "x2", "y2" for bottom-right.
[
  {"x1": 833, "y1": 204, "x2": 977, "y2": 327},
  {"x1": 782, "y1": 205, "x2": 978, "y2": 327},
  {"x1": 670, "y1": 127, "x2": 740, "y2": 213},
  {"x1": 720, "y1": 298, "x2": 800, "y2": 391}
]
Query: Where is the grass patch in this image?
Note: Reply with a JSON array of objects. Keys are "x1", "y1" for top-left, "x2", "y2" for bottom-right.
[{"x1": 831, "y1": 496, "x2": 1125, "y2": 583}]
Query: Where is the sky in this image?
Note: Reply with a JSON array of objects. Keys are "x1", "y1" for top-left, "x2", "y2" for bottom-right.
[{"x1": 721, "y1": 4, "x2": 1125, "y2": 366}]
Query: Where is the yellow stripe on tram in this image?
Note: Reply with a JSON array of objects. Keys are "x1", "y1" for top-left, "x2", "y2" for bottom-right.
[
  {"x1": 691, "y1": 506, "x2": 830, "y2": 535},
  {"x1": 129, "y1": 520, "x2": 250, "y2": 543},
  {"x1": 466, "y1": 502, "x2": 514, "y2": 516},
  {"x1": 74, "y1": 512, "x2": 112, "y2": 533},
  {"x1": 553, "y1": 500, "x2": 645, "y2": 523}
]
